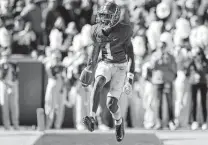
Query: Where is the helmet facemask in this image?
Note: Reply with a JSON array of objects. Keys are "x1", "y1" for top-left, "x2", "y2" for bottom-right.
[
  {"x1": 98, "y1": 12, "x2": 113, "y2": 25},
  {"x1": 96, "y1": 2, "x2": 121, "y2": 27}
]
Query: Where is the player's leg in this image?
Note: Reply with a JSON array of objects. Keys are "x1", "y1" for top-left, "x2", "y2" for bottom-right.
[
  {"x1": 191, "y1": 84, "x2": 198, "y2": 130},
  {"x1": 45, "y1": 79, "x2": 56, "y2": 129},
  {"x1": 54, "y1": 85, "x2": 66, "y2": 129},
  {"x1": 165, "y1": 83, "x2": 176, "y2": 130},
  {"x1": 154, "y1": 84, "x2": 164, "y2": 130},
  {"x1": 106, "y1": 96, "x2": 124, "y2": 142},
  {"x1": 83, "y1": 62, "x2": 110, "y2": 132},
  {"x1": 54, "y1": 105, "x2": 65, "y2": 129},
  {"x1": 200, "y1": 84, "x2": 207, "y2": 130},
  {"x1": 0, "y1": 82, "x2": 11, "y2": 130},
  {"x1": 83, "y1": 75, "x2": 106, "y2": 131},
  {"x1": 91, "y1": 76, "x2": 106, "y2": 117},
  {"x1": 174, "y1": 70, "x2": 187, "y2": 128},
  {"x1": 10, "y1": 81, "x2": 19, "y2": 130},
  {"x1": 143, "y1": 80, "x2": 155, "y2": 129},
  {"x1": 97, "y1": 83, "x2": 111, "y2": 130},
  {"x1": 120, "y1": 92, "x2": 129, "y2": 127},
  {"x1": 106, "y1": 63, "x2": 127, "y2": 142}
]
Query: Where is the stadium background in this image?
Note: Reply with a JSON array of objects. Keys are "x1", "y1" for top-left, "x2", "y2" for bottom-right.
[{"x1": 0, "y1": 55, "x2": 195, "y2": 128}]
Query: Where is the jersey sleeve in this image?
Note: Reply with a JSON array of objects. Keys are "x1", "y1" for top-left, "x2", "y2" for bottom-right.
[
  {"x1": 123, "y1": 24, "x2": 133, "y2": 45},
  {"x1": 122, "y1": 24, "x2": 133, "y2": 50}
]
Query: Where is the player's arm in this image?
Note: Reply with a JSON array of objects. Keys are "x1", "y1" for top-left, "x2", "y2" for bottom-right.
[
  {"x1": 87, "y1": 43, "x2": 101, "y2": 70},
  {"x1": 123, "y1": 38, "x2": 135, "y2": 95},
  {"x1": 79, "y1": 25, "x2": 101, "y2": 87},
  {"x1": 126, "y1": 39, "x2": 135, "y2": 85},
  {"x1": 86, "y1": 24, "x2": 101, "y2": 69},
  {"x1": 79, "y1": 43, "x2": 101, "y2": 87}
]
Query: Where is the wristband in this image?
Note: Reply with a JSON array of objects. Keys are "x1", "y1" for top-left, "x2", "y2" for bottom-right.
[{"x1": 127, "y1": 72, "x2": 134, "y2": 80}]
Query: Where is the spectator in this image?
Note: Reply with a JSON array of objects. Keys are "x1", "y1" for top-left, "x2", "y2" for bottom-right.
[
  {"x1": 183, "y1": 0, "x2": 200, "y2": 19},
  {"x1": 0, "y1": 17, "x2": 13, "y2": 55},
  {"x1": 198, "y1": 0, "x2": 208, "y2": 23},
  {"x1": 48, "y1": 16, "x2": 66, "y2": 57},
  {"x1": 20, "y1": 0, "x2": 44, "y2": 46},
  {"x1": 43, "y1": 0, "x2": 70, "y2": 45},
  {"x1": 80, "y1": 0, "x2": 94, "y2": 26},
  {"x1": 62, "y1": 21, "x2": 79, "y2": 53},
  {"x1": 0, "y1": 0, "x2": 12, "y2": 17},
  {"x1": 146, "y1": 2, "x2": 171, "y2": 51},
  {"x1": 174, "y1": 18, "x2": 192, "y2": 129},
  {"x1": 142, "y1": 62, "x2": 157, "y2": 129},
  {"x1": 13, "y1": 21, "x2": 37, "y2": 54},
  {"x1": 190, "y1": 15, "x2": 208, "y2": 54},
  {"x1": 63, "y1": 0, "x2": 83, "y2": 31},
  {"x1": 174, "y1": 17, "x2": 191, "y2": 47},
  {"x1": 0, "y1": 49, "x2": 19, "y2": 130},
  {"x1": 44, "y1": 50, "x2": 66, "y2": 129},
  {"x1": 149, "y1": 32, "x2": 177, "y2": 130},
  {"x1": 62, "y1": 50, "x2": 80, "y2": 94},
  {"x1": 13, "y1": 0, "x2": 25, "y2": 18},
  {"x1": 131, "y1": 8, "x2": 148, "y2": 57},
  {"x1": 186, "y1": 47, "x2": 208, "y2": 130}
]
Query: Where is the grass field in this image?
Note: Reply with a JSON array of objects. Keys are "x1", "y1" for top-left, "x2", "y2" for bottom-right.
[{"x1": 0, "y1": 129, "x2": 208, "y2": 145}]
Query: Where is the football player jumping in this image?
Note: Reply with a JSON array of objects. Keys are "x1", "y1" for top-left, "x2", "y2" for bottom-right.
[{"x1": 80, "y1": 1, "x2": 135, "y2": 142}]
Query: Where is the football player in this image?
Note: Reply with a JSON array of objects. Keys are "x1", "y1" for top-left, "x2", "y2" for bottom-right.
[{"x1": 80, "y1": 1, "x2": 135, "y2": 142}]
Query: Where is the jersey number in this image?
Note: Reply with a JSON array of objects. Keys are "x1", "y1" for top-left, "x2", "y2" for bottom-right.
[{"x1": 105, "y1": 43, "x2": 113, "y2": 60}]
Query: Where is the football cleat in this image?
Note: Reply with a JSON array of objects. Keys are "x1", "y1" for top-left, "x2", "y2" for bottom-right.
[
  {"x1": 115, "y1": 118, "x2": 125, "y2": 142},
  {"x1": 83, "y1": 116, "x2": 96, "y2": 132}
]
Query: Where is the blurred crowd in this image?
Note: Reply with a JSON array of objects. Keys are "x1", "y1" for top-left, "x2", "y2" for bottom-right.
[{"x1": 1, "y1": 0, "x2": 208, "y2": 131}]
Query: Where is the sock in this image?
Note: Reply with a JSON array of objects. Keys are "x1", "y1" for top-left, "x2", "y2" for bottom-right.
[
  {"x1": 90, "y1": 112, "x2": 96, "y2": 119},
  {"x1": 115, "y1": 118, "x2": 122, "y2": 125},
  {"x1": 111, "y1": 106, "x2": 122, "y2": 125}
]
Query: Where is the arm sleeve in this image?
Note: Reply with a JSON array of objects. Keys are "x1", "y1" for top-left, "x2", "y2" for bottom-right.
[
  {"x1": 124, "y1": 25, "x2": 135, "y2": 74},
  {"x1": 126, "y1": 38, "x2": 135, "y2": 74}
]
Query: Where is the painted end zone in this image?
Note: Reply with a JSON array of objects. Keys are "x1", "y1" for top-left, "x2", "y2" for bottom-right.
[{"x1": 34, "y1": 130, "x2": 162, "y2": 145}]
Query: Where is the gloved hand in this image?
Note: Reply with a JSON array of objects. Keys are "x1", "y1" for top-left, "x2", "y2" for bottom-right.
[{"x1": 123, "y1": 72, "x2": 134, "y2": 95}]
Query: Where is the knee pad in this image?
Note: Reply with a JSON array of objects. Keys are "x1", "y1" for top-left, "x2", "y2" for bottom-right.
[{"x1": 106, "y1": 97, "x2": 118, "y2": 113}]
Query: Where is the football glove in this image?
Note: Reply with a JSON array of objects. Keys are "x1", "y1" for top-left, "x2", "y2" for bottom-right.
[
  {"x1": 79, "y1": 66, "x2": 94, "y2": 87},
  {"x1": 123, "y1": 72, "x2": 134, "y2": 95}
]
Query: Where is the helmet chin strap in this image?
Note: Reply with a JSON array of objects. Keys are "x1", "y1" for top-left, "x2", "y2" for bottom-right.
[{"x1": 102, "y1": 25, "x2": 112, "y2": 36}]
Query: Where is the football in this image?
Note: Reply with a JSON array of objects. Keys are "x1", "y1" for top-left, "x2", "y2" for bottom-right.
[{"x1": 79, "y1": 66, "x2": 94, "y2": 87}]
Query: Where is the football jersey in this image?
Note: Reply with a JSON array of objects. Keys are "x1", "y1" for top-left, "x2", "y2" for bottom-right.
[{"x1": 91, "y1": 23, "x2": 133, "y2": 63}]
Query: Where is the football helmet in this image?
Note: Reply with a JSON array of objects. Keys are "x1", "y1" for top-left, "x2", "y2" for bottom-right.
[{"x1": 97, "y1": 1, "x2": 121, "y2": 27}]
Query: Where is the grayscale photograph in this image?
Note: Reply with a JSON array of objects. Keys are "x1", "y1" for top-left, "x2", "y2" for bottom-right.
[{"x1": 0, "y1": 0, "x2": 207, "y2": 145}]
